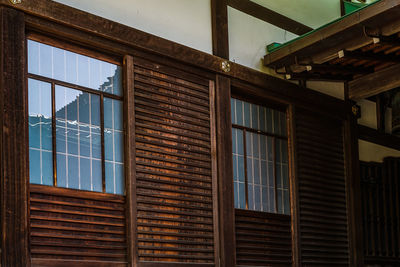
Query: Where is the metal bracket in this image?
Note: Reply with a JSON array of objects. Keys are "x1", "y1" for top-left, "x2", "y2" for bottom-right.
[
  {"x1": 221, "y1": 61, "x2": 231, "y2": 73},
  {"x1": 9, "y1": 0, "x2": 22, "y2": 4},
  {"x1": 352, "y1": 104, "x2": 361, "y2": 119}
]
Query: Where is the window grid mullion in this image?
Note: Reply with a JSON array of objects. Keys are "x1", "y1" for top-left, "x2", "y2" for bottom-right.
[
  {"x1": 51, "y1": 82, "x2": 57, "y2": 187},
  {"x1": 100, "y1": 94, "x2": 106, "y2": 193},
  {"x1": 243, "y1": 129, "x2": 249, "y2": 210}
]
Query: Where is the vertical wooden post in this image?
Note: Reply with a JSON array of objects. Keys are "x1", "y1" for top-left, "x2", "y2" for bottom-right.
[
  {"x1": 288, "y1": 105, "x2": 301, "y2": 266},
  {"x1": 211, "y1": 0, "x2": 229, "y2": 59},
  {"x1": 344, "y1": 109, "x2": 364, "y2": 266},
  {"x1": 376, "y1": 94, "x2": 386, "y2": 133},
  {"x1": 340, "y1": 0, "x2": 346, "y2": 16},
  {"x1": 215, "y1": 75, "x2": 235, "y2": 267},
  {"x1": 123, "y1": 55, "x2": 138, "y2": 266},
  {"x1": 0, "y1": 7, "x2": 30, "y2": 267}
]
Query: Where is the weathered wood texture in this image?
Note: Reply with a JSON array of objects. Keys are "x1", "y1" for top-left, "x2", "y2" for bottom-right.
[
  {"x1": 215, "y1": 75, "x2": 236, "y2": 267},
  {"x1": 235, "y1": 210, "x2": 292, "y2": 266},
  {"x1": 296, "y1": 109, "x2": 350, "y2": 266},
  {"x1": 228, "y1": 0, "x2": 312, "y2": 35},
  {"x1": 0, "y1": 7, "x2": 30, "y2": 267},
  {"x1": 360, "y1": 158, "x2": 400, "y2": 265},
  {"x1": 344, "y1": 115, "x2": 364, "y2": 266},
  {"x1": 29, "y1": 185, "x2": 128, "y2": 266},
  {"x1": 132, "y1": 57, "x2": 217, "y2": 265},
  {"x1": 211, "y1": 0, "x2": 229, "y2": 58},
  {"x1": 124, "y1": 55, "x2": 138, "y2": 266}
]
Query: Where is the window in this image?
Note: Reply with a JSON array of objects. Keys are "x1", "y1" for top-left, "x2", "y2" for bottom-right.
[
  {"x1": 231, "y1": 98, "x2": 290, "y2": 214},
  {"x1": 27, "y1": 39, "x2": 124, "y2": 194}
]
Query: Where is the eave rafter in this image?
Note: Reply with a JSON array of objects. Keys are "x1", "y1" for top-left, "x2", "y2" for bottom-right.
[{"x1": 264, "y1": 0, "x2": 400, "y2": 100}]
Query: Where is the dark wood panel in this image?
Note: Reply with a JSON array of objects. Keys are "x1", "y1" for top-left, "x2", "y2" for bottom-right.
[
  {"x1": 29, "y1": 185, "x2": 128, "y2": 265},
  {"x1": 211, "y1": 0, "x2": 229, "y2": 58},
  {"x1": 296, "y1": 110, "x2": 350, "y2": 266},
  {"x1": 235, "y1": 209, "x2": 292, "y2": 266},
  {"x1": 228, "y1": 0, "x2": 312, "y2": 35},
  {"x1": 0, "y1": 7, "x2": 29, "y2": 266},
  {"x1": 133, "y1": 58, "x2": 216, "y2": 264},
  {"x1": 360, "y1": 158, "x2": 400, "y2": 265}
]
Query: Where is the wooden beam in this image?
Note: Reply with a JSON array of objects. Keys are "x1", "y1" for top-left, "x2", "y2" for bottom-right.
[
  {"x1": 358, "y1": 124, "x2": 400, "y2": 151},
  {"x1": 123, "y1": 55, "x2": 138, "y2": 266},
  {"x1": 211, "y1": 0, "x2": 229, "y2": 58},
  {"x1": 264, "y1": 0, "x2": 400, "y2": 68},
  {"x1": 0, "y1": 7, "x2": 30, "y2": 266},
  {"x1": 228, "y1": 0, "x2": 312, "y2": 35},
  {"x1": 348, "y1": 63, "x2": 400, "y2": 100},
  {"x1": 341, "y1": 0, "x2": 346, "y2": 16},
  {"x1": 215, "y1": 75, "x2": 236, "y2": 267},
  {"x1": 344, "y1": 113, "x2": 364, "y2": 266},
  {"x1": 376, "y1": 94, "x2": 386, "y2": 133},
  {"x1": 342, "y1": 50, "x2": 400, "y2": 64}
]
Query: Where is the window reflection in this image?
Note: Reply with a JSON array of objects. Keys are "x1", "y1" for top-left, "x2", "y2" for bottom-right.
[
  {"x1": 28, "y1": 39, "x2": 124, "y2": 195},
  {"x1": 55, "y1": 85, "x2": 102, "y2": 192},
  {"x1": 28, "y1": 40, "x2": 123, "y2": 96}
]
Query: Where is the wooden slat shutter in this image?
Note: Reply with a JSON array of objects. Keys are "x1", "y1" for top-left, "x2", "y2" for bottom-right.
[
  {"x1": 235, "y1": 210, "x2": 292, "y2": 266},
  {"x1": 132, "y1": 57, "x2": 218, "y2": 265},
  {"x1": 361, "y1": 158, "x2": 400, "y2": 265},
  {"x1": 296, "y1": 109, "x2": 349, "y2": 266},
  {"x1": 29, "y1": 185, "x2": 128, "y2": 266}
]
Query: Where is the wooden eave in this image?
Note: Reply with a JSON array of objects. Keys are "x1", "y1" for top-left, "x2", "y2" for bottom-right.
[{"x1": 264, "y1": 0, "x2": 400, "y2": 100}]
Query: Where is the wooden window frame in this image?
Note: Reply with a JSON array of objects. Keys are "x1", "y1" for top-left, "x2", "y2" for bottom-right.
[
  {"x1": 231, "y1": 121, "x2": 289, "y2": 213},
  {"x1": 26, "y1": 33, "x2": 124, "y2": 194}
]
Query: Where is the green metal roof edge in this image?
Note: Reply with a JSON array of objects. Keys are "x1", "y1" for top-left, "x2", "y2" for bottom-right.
[{"x1": 266, "y1": 0, "x2": 383, "y2": 54}]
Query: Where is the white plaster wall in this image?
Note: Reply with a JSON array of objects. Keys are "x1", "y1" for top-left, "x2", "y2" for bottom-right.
[
  {"x1": 306, "y1": 81, "x2": 345, "y2": 100},
  {"x1": 251, "y1": 0, "x2": 341, "y2": 28},
  {"x1": 357, "y1": 99, "x2": 398, "y2": 163},
  {"x1": 54, "y1": 0, "x2": 213, "y2": 54},
  {"x1": 357, "y1": 99, "x2": 393, "y2": 133},
  {"x1": 359, "y1": 140, "x2": 400, "y2": 163},
  {"x1": 228, "y1": 7, "x2": 298, "y2": 73}
]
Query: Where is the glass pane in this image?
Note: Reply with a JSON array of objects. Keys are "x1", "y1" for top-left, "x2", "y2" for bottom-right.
[
  {"x1": 234, "y1": 182, "x2": 239, "y2": 209},
  {"x1": 238, "y1": 182, "x2": 246, "y2": 209},
  {"x1": 29, "y1": 149, "x2": 41, "y2": 185},
  {"x1": 243, "y1": 102, "x2": 251, "y2": 128},
  {"x1": 284, "y1": 190, "x2": 290, "y2": 215},
  {"x1": 56, "y1": 85, "x2": 102, "y2": 191},
  {"x1": 230, "y1": 98, "x2": 235, "y2": 124},
  {"x1": 251, "y1": 104, "x2": 259, "y2": 130},
  {"x1": 28, "y1": 79, "x2": 53, "y2": 186},
  {"x1": 260, "y1": 107, "x2": 266, "y2": 132},
  {"x1": 248, "y1": 184, "x2": 254, "y2": 210},
  {"x1": 236, "y1": 99, "x2": 243, "y2": 126},
  {"x1": 104, "y1": 97, "x2": 124, "y2": 195},
  {"x1": 27, "y1": 40, "x2": 122, "y2": 96}
]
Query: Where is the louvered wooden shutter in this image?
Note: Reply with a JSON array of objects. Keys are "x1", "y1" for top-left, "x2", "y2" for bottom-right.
[
  {"x1": 132, "y1": 57, "x2": 218, "y2": 265},
  {"x1": 361, "y1": 158, "x2": 400, "y2": 265},
  {"x1": 29, "y1": 185, "x2": 128, "y2": 266},
  {"x1": 235, "y1": 210, "x2": 292, "y2": 266},
  {"x1": 296, "y1": 109, "x2": 349, "y2": 266}
]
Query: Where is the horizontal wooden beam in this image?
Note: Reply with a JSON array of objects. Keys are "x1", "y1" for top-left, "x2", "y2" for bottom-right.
[
  {"x1": 228, "y1": 0, "x2": 312, "y2": 35},
  {"x1": 358, "y1": 124, "x2": 400, "y2": 151},
  {"x1": 342, "y1": 50, "x2": 400, "y2": 64},
  {"x1": 348, "y1": 62, "x2": 400, "y2": 100}
]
